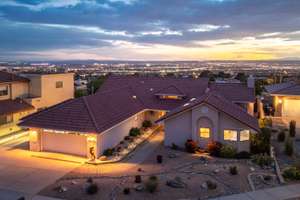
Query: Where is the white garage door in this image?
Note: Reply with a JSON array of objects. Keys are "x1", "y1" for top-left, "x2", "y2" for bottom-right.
[
  {"x1": 283, "y1": 99, "x2": 300, "y2": 117},
  {"x1": 41, "y1": 132, "x2": 87, "y2": 157}
]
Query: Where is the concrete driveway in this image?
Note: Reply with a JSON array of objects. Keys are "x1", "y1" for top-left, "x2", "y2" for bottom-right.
[{"x1": 0, "y1": 140, "x2": 81, "y2": 198}]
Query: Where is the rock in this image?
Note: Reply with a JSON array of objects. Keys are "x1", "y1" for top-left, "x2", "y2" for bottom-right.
[
  {"x1": 250, "y1": 167, "x2": 255, "y2": 172},
  {"x1": 166, "y1": 177, "x2": 186, "y2": 188},
  {"x1": 168, "y1": 153, "x2": 177, "y2": 158},
  {"x1": 99, "y1": 156, "x2": 107, "y2": 161},
  {"x1": 201, "y1": 182, "x2": 208, "y2": 190},
  {"x1": 134, "y1": 184, "x2": 144, "y2": 191},
  {"x1": 213, "y1": 169, "x2": 219, "y2": 174},
  {"x1": 58, "y1": 186, "x2": 68, "y2": 193}
]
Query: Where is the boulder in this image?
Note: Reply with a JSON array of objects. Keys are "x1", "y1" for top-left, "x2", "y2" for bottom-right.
[
  {"x1": 134, "y1": 184, "x2": 144, "y2": 191},
  {"x1": 166, "y1": 177, "x2": 186, "y2": 188}
]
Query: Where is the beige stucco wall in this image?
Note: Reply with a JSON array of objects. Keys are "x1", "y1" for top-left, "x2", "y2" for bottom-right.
[
  {"x1": 0, "y1": 82, "x2": 29, "y2": 101},
  {"x1": 97, "y1": 111, "x2": 146, "y2": 156},
  {"x1": 24, "y1": 73, "x2": 74, "y2": 110},
  {"x1": 164, "y1": 103, "x2": 256, "y2": 152}
]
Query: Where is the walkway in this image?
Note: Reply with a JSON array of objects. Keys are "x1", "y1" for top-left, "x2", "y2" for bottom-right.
[{"x1": 211, "y1": 184, "x2": 300, "y2": 200}]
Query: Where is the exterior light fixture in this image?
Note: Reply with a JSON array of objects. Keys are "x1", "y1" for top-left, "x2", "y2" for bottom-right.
[{"x1": 278, "y1": 99, "x2": 282, "y2": 104}]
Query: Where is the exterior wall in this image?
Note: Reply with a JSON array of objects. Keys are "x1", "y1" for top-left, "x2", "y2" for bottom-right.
[
  {"x1": 97, "y1": 111, "x2": 146, "y2": 156},
  {"x1": 0, "y1": 83, "x2": 10, "y2": 101},
  {"x1": 164, "y1": 110, "x2": 192, "y2": 147},
  {"x1": 0, "y1": 82, "x2": 29, "y2": 101},
  {"x1": 164, "y1": 103, "x2": 255, "y2": 152}
]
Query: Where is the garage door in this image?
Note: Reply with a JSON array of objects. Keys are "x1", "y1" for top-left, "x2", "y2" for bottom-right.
[
  {"x1": 283, "y1": 99, "x2": 300, "y2": 117},
  {"x1": 41, "y1": 132, "x2": 87, "y2": 157}
]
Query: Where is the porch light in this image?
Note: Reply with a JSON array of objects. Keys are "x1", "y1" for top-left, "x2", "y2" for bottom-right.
[{"x1": 278, "y1": 99, "x2": 282, "y2": 104}]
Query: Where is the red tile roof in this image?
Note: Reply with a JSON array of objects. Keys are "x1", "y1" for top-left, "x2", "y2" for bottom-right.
[
  {"x1": 0, "y1": 71, "x2": 29, "y2": 84},
  {"x1": 158, "y1": 91, "x2": 260, "y2": 132},
  {"x1": 0, "y1": 99, "x2": 34, "y2": 115},
  {"x1": 19, "y1": 75, "x2": 257, "y2": 133}
]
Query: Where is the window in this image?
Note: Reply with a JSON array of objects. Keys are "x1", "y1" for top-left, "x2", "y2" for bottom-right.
[
  {"x1": 199, "y1": 128, "x2": 210, "y2": 138},
  {"x1": 0, "y1": 115, "x2": 13, "y2": 126},
  {"x1": 224, "y1": 130, "x2": 238, "y2": 141},
  {"x1": 0, "y1": 85, "x2": 8, "y2": 96},
  {"x1": 240, "y1": 130, "x2": 250, "y2": 141},
  {"x1": 55, "y1": 81, "x2": 63, "y2": 88},
  {"x1": 160, "y1": 95, "x2": 182, "y2": 100}
]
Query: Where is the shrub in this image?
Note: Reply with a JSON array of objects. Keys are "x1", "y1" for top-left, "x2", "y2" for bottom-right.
[
  {"x1": 103, "y1": 148, "x2": 114, "y2": 156},
  {"x1": 157, "y1": 155, "x2": 163, "y2": 164},
  {"x1": 259, "y1": 118, "x2": 273, "y2": 128},
  {"x1": 185, "y1": 139, "x2": 198, "y2": 153},
  {"x1": 283, "y1": 167, "x2": 300, "y2": 180},
  {"x1": 123, "y1": 187, "x2": 130, "y2": 195},
  {"x1": 142, "y1": 120, "x2": 152, "y2": 129},
  {"x1": 206, "y1": 180, "x2": 217, "y2": 190},
  {"x1": 289, "y1": 120, "x2": 296, "y2": 137},
  {"x1": 87, "y1": 177, "x2": 93, "y2": 183},
  {"x1": 124, "y1": 136, "x2": 130, "y2": 140},
  {"x1": 250, "y1": 128, "x2": 271, "y2": 154},
  {"x1": 171, "y1": 143, "x2": 179, "y2": 150},
  {"x1": 277, "y1": 130, "x2": 286, "y2": 142},
  {"x1": 129, "y1": 127, "x2": 140, "y2": 137},
  {"x1": 229, "y1": 166, "x2": 238, "y2": 175},
  {"x1": 251, "y1": 154, "x2": 273, "y2": 167},
  {"x1": 86, "y1": 183, "x2": 98, "y2": 195},
  {"x1": 264, "y1": 175, "x2": 272, "y2": 181},
  {"x1": 135, "y1": 175, "x2": 142, "y2": 183},
  {"x1": 285, "y1": 138, "x2": 294, "y2": 156},
  {"x1": 236, "y1": 151, "x2": 251, "y2": 159},
  {"x1": 145, "y1": 176, "x2": 158, "y2": 193},
  {"x1": 220, "y1": 145, "x2": 237, "y2": 158},
  {"x1": 206, "y1": 140, "x2": 223, "y2": 157}
]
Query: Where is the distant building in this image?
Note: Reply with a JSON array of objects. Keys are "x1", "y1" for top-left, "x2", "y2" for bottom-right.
[
  {"x1": 20, "y1": 75, "x2": 259, "y2": 159},
  {"x1": 0, "y1": 71, "x2": 74, "y2": 136}
]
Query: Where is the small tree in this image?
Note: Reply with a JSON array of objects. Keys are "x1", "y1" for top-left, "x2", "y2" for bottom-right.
[
  {"x1": 250, "y1": 128, "x2": 271, "y2": 154},
  {"x1": 289, "y1": 120, "x2": 296, "y2": 137},
  {"x1": 285, "y1": 138, "x2": 294, "y2": 156},
  {"x1": 129, "y1": 127, "x2": 140, "y2": 137},
  {"x1": 142, "y1": 120, "x2": 152, "y2": 129}
]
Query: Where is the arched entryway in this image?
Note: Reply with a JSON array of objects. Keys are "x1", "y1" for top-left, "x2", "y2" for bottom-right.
[{"x1": 197, "y1": 117, "x2": 214, "y2": 148}]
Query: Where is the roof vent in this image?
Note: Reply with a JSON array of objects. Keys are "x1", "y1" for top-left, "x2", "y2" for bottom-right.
[
  {"x1": 150, "y1": 88, "x2": 153, "y2": 91},
  {"x1": 132, "y1": 95, "x2": 137, "y2": 99},
  {"x1": 190, "y1": 98, "x2": 196, "y2": 102},
  {"x1": 183, "y1": 103, "x2": 190, "y2": 107}
]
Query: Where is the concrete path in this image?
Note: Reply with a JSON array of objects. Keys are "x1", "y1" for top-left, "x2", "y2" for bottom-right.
[{"x1": 211, "y1": 184, "x2": 300, "y2": 200}]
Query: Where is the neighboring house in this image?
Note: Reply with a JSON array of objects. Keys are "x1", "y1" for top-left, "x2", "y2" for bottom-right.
[
  {"x1": 0, "y1": 71, "x2": 74, "y2": 136},
  {"x1": 20, "y1": 75, "x2": 259, "y2": 159}
]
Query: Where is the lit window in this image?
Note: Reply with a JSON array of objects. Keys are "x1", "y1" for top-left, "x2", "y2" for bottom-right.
[
  {"x1": 0, "y1": 85, "x2": 8, "y2": 96},
  {"x1": 55, "y1": 81, "x2": 63, "y2": 88},
  {"x1": 224, "y1": 130, "x2": 237, "y2": 141},
  {"x1": 161, "y1": 95, "x2": 181, "y2": 100},
  {"x1": 240, "y1": 130, "x2": 250, "y2": 141},
  {"x1": 199, "y1": 128, "x2": 210, "y2": 138}
]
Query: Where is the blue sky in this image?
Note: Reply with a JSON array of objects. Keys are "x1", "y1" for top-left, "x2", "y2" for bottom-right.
[{"x1": 0, "y1": 0, "x2": 300, "y2": 61}]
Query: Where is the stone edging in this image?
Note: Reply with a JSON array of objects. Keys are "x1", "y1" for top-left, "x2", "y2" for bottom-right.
[{"x1": 270, "y1": 145, "x2": 285, "y2": 184}]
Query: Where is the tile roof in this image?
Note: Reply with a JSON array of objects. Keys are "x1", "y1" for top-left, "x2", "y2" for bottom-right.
[
  {"x1": 158, "y1": 91, "x2": 260, "y2": 132},
  {"x1": 0, "y1": 71, "x2": 29, "y2": 84},
  {"x1": 265, "y1": 82, "x2": 300, "y2": 96},
  {"x1": 0, "y1": 99, "x2": 34, "y2": 115},
  {"x1": 20, "y1": 75, "x2": 257, "y2": 133}
]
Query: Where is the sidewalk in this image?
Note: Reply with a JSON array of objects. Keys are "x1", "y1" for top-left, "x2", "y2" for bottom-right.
[{"x1": 211, "y1": 184, "x2": 300, "y2": 200}]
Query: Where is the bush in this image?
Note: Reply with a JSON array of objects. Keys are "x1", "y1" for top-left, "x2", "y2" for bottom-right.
[
  {"x1": 103, "y1": 148, "x2": 114, "y2": 156},
  {"x1": 124, "y1": 136, "x2": 130, "y2": 140},
  {"x1": 250, "y1": 128, "x2": 271, "y2": 154},
  {"x1": 86, "y1": 183, "x2": 98, "y2": 195},
  {"x1": 236, "y1": 151, "x2": 251, "y2": 159},
  {"x1": 285, "y1": 138, "x2": 294, "y2": 156},
  {"x1": 171, "y1": 143, "x2": 179, "y2": 150},
  {"x1": 220, "y1": 145, "x2": 237, "y2": 158},
  {"x1": 156, "y1": 155, "x2": 163, "y2": 164},
  {"x1": 185, "y1": 139, "x2": 198, "y2": 153},
  {"x1": 129, "y1": 127, "x2": 140, "y2": 137},
  {"x1": 142, "y1": 120, "x2": 152, "y2": 129},
  {"x1": 229, "y1": 166, "x2": 238, "y2": 175},
  {"x1": 123, "y1": 187, "x2": 130, "y2": 195},
  {"x1": 87, "y1": 177, "x2": 93, "y2": 183},
  {"x1": 206, "y1": 180, "x2": 217, "y2": 190},
  {"x1": 206, "y1": 140, "x2": 223, "y2": 157},
  {"x1": 145, "y1": 176, "x2": 158, "y2": 193},
  {"x1": 283, "y1": 167, "x2": 300, "y2": 180},
  {"x1": 251, "y1": 154, "x2": 273, "y2": 167},
  {"x1": 289, "y1": 120, "x2": 296, "y2": 137},
  {"x1": 277, "y1": 130, "x2": 286, "y2": 142},
  {"x1": 259, "y1": 118, "x2": 273, "y2": 128}
]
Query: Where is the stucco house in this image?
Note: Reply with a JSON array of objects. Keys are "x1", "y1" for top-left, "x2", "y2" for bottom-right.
[
  {"x1": 0, "y1": 71, "x2": 74, "y2": 136},
  {"x1": 265, "y1": 82, "x2": 300, "y2": 119},
  {"x1": 19, "y1": 75, "x2": 259, "y2": 159}
]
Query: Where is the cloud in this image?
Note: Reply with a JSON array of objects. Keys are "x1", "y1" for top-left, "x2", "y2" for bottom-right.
[{"x1": 188, "y1": 24, "x2": 230, "y2": 32}]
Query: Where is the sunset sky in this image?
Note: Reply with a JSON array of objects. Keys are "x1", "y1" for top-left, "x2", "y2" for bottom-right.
[{"x1": 0, "y1": 0, "x2": 300, "y2": 61}]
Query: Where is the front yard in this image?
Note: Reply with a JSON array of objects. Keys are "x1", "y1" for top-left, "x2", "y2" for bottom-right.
[{"x1": 39, "y1": 133, "x2": 280, "y2": 200}]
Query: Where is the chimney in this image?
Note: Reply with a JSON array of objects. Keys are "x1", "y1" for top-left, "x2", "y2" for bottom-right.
[{"x1": 247, "y1": 75, "x2": 255, "y2": 88}]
